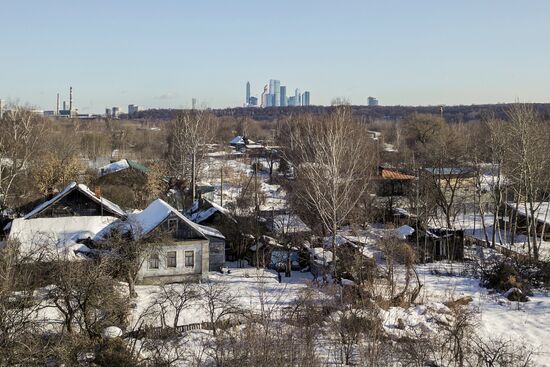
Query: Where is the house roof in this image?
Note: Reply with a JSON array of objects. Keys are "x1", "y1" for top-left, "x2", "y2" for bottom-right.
[
  {"x1": 229, "y1": 135, "x2": 257, "y2": 146},
  {"x1": 96, "y1": 198, "x2": 224, "y2": 241},
  {"x1": 23, "y1": 182, "x2": 125, "y2": 220},
  {"x1": 8, "y1": 216, "x2": 118, "y2": 261},
  {"x1": 423, "y1": 167, "x2": 474, "y2": 176},
  {"x1": 380, "y1": 168, "x2": 415, "y2": 180},
  {"x1": 190, "y1": 199, "x2": 233, "y2": 224},
  {"x1": 507, "y1": 202, "x2": 550, "y2": 225},
  {"x1": 270, "y1": 214, "x2": 311, "y2": 235},
  {"x1": 98, "y1": 159, "x2": 149, "y2": 177}
]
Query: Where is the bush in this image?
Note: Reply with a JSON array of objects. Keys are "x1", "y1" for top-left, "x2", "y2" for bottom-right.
[{"x1": 481, "y1": 259, "x2": 532, "y2": 301}]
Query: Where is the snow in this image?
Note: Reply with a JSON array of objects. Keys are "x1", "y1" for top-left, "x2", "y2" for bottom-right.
[
  {"x1": 396, "y1": 224, "x2": 415, "y2": 239},
  {"x1": 98, "y1": 159, "x2": 130, "y2": 176},
  {"x1": 130, "y1": 266, "x2": 314, "y2": 329},
  {"x1": 102, "y1": 326, "x2": 123, "y2": 339},
  {"x1": 229, "y1": 136, "x2": 245, "y2": 145},
  {"x1": 512, "y1": 201, "x2": 550, "y2": 225},
  {"x1": 8, "y1": 216, "x2": 117, "y2": 260},
  {"x1": 271, "y1": 213, "x2": 310, "y2": 235},
  {"x1": 96, "y1": 198, "x2": 223, "y2": 241}
]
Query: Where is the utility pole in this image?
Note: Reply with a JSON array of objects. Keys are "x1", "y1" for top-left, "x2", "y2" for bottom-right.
[
  {"x1": 220, "y1": 166, "x2": 223, "y2": 206},
  {"x1": 191, "y1": 150, "x2": 196, "y2": 200},
  {"x1": 254, "y1": 159, "x2": 260, "y2": 269}
]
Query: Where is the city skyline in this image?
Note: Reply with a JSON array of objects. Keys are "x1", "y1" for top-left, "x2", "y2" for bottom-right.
[{"x1": 1, "y1": 0, "x2": 550, "y2": 113}]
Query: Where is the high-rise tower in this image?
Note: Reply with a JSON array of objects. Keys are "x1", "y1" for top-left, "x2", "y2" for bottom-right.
[
  {"x1": 269, "y1": 79, "x2": 281, "y2": 106},
  {"x1": 246, "y1": 81, "x2": 251, "y2": 106},
  {"x1": 280, "y1": 86, "x2": 287, "y2": 107}
]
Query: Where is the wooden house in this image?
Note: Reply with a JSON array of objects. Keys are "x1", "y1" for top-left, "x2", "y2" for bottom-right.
[
  {"x1": 95, "y1": 159, "x2": 151, "y2": 210},
  {"x1": 97, "y1": 198, "x2": 225, "y2": 283}
]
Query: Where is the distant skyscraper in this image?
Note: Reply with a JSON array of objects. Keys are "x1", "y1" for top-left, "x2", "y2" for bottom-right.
[
  {"x1": 192, "y1": 98, "x2": 197, "y2": 109},
  {"x1": 249, "y1": 96, "x2": 258, "y2": 106},
  {"x1": 261, "y1": 84, "x2": 268, "y2": 107},
  {"x1": 246, "y1": 81, "x2": 251, "y2": 106},
  {"x1": 280, "y1": 86, "x2": 287, "y2": 107},
  {"x1": 269, "y1": 79, "x2": 281, "y2": 106},
  {"x1": 303, "y1": 91, "x2": 311, "y2": 106},
  {"x1": 368, "y1": 96, "x2": 379, "y2": 106},
  {"x1": 112, "y1": 106, "x2": 120, "y2": 118},
  {"x1": 288, "y1": 96, "x2": 296, "y2": 106},
  {"x1": 294, "y1": 88, "x2": 301, "y2": 106}
]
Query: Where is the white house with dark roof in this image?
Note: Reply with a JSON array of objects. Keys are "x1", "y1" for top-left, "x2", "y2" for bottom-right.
[{"x1": 96, "y1": 198, "x2": 225, "y2": 283}]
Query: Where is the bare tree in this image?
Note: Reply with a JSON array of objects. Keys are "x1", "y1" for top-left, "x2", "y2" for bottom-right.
[
  {"x1": 200, "y1": 281, "x2": 242, "y2": 336},
  {"x1": 501, "y1": 104, "x2": 550, "y2": 260},
  {"x1": 167, "y1": 110, "x2": 216, "y2": 200},
  {"x1": 145, "y1": 282, "x2": 199, "y2": 328},
  {"x1": 0, "y1": 107, "x2": 45, "y2": 210},
  {"x1": 282, "y1": 107, "x2": 376, "y2": 272}
]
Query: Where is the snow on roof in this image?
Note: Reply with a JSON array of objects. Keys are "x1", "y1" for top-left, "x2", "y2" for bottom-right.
[
  {"x1": 191, "y1": 207, "x2": 218, "y2": 224},
  {"x1": 99, "y1": 159, "x2": 130, "y2": 176},
  {"x1": 396, "y1": 225, "x2": 415, "y2": 239},
  {"x1": 271, "y1": 214, "x2": 310, "y2": 235},
  {"x1": 509, "y1": 202, "x2": 550, "y2": 225},
  {"x1": 9, "y1": 216, "x2": 118, "y2": 261},
  {"x1": 230, "y1": 136, "x2": 245, "y2": 145},
  {"x1": 98, "y1": 159, "x2": 149, "y2": 177},
  {"x1": 196, "y1": 223, "x2": 225, "y2": 240},
  {"x1": 311, "y1": 247, "x2": 334, "y2": 263},
  {"x1": 96, "y1": 198, "x2": 223, "y2": 241},
  {"x1": 23, "y1": 182, "x2": 125, "y2": 219},
  {"x1": 322, "y1": 234, "x2": 350, "y2": 247}
]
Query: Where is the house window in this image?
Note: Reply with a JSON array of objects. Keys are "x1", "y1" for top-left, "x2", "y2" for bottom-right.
[
  {"x1": 167, "y1": 251, "x2": 177, "y2": 268},
  {"x1": 149, "y1": 254, "x2": 160, "y2": 269},
  {"x1": 185, "y1": 251, "x2": 194, "y2": 267},
  {"x1": 167, "y1": 218, "x2": 178, "y2": 231}
]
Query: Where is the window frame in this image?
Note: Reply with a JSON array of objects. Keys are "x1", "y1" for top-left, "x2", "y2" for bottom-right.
[
  {"x1": 166, "y1": 251, "x2": 177, "y2": 268},
  {"x1": 184, "y1": 250, "x2": 194, "y2": 267},
  {"x1": 148, "y1": 254, "x2": 160, "y2": 270},
  {"x1": 167, "y1": 218, "x2": 178, "y2": 232}
]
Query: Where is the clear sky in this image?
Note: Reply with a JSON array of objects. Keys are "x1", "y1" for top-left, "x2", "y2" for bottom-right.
[{"x1": 1, "y1": 0, "x2": 549, "y2": 113}]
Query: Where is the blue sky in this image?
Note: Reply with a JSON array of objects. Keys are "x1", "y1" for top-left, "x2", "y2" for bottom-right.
[{"x1": 1, "y1": 0, "x2": 549, "y2": 113}]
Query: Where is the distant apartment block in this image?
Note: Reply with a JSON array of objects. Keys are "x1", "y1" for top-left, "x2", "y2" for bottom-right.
[
  {"x1": 368, "y1": 96, "x2": 379, "y2": 106},
  {"x1": 128, "y1": 104, "x2": 142, "y2": 115}
]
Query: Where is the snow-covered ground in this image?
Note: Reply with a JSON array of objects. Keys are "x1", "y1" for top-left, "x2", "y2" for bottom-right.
[
  {"x1": 429, "y1": 212, "x2": 550, "y2": 260},
  {"x1": 124, "y1": 262, "x2": 550, "y2": 366}
]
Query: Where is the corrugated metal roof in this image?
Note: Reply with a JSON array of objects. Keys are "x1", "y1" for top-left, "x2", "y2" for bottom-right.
[{"x1": 381, "y1": 169, "x2": 415, "y2": 180}]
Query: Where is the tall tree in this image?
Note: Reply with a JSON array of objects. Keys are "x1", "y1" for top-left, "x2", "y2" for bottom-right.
[
  {"x1": 166, "y1": 110, "x2": 216, "y2": 201},
  {"x1": 0, "y1": 107, "x2": 45, "y2": 210},
  {"x1": 282, "y1": 107, "x2": 375, "y2": 270}
]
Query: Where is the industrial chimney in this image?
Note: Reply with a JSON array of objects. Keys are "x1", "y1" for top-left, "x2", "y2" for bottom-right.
[
  {"x1": 69, "y1": 86, "x2": 73, "y2": 114},
  {"x1": 56, "y1": 93, "x2": 60, "y2": 115}
]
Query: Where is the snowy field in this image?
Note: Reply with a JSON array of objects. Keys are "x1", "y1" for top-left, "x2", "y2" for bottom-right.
[{"x1": 124, "y1": 263, "x2": 550, "y2": 366}]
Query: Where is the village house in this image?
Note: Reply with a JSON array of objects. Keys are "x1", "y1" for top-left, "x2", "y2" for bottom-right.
[
  {"x1": 3, "y1": 181, "x2": 125, "y2": 260},
  {"x1": 96, "y1": 198, "x2": 225, "y2": 283},
  {"x1": 503, "y1": 201, "x2": 550, "y2": 241},
  {"x1": 229, "y1": 135, "x2": 264, "y2": 153},
  {"x1": 94, "y1": 158, "x2": 151, "y2": 210}
]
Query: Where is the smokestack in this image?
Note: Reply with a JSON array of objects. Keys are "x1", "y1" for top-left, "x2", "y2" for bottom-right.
[
  {"x1": 56, "y1": 93, "x2": 60, "y2": 115},
  {"x1": 69, "y1": 86, "x2": 73, "y2": 113},
  {"x1": 63, "y1": 101, "x2": 67, "y2": 110}
]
